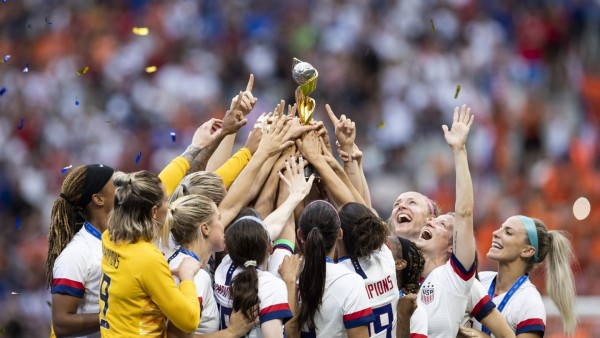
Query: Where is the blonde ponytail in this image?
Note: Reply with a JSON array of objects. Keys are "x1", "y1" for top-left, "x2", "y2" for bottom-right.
[{"x1": 546, "y1": 230, "x2": 578, "y2": 336}]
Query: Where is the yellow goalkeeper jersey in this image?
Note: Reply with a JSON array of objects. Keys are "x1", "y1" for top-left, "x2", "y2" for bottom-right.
[{"x1": 99, "y1": 231, "x2": 200, "y2": 337}]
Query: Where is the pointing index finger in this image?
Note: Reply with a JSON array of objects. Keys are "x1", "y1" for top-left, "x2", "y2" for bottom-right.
[
  {"x1": 325, "y1": 104, "x2": 339, "y2": 124},
  {"x1": 246, "y1": 74, "x2": 254, "y2": 92}
]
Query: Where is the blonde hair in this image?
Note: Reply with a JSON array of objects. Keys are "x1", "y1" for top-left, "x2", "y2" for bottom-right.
[
  {"x1": 46, "y1": 165, "x2": 87, "y2": 287},
  {"x1": 163, "y1": 194, "x2": 216, "y2": 247},
  {"x1": 169, "y1": 171, "x2": 226, "y2": 205},
  {"x1": 525, "y1": 219, "x2": 578, "y2": 336},
  {"x1": 109, "y1": 171, "x2": 164, "y2": 244}
]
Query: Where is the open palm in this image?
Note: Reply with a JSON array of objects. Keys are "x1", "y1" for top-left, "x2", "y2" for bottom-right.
[{"x1": 442, "y1": 104, "x2": 474, "y2": 151}]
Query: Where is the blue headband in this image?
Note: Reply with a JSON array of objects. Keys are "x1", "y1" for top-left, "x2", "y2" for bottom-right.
[{"x1": 518, "y1": 215, "x2": 539, "y2": 262}]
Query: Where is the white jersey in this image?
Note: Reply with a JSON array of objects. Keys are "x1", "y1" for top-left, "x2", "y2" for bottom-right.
[
  {"x1": 267, "y1": 243, "x2": 293, "y2": 278},
  {"x1": 300, "y1": 260, "x2": 375, "y2": 338},
  {"x1": 409, "y1": 302, "x2": 428, "y2": 338},
  {"x1": 167, "y1": 247, "x2": 219, "y2": 334},
  {"x1": 462, "y1": 279, "x2": 496, "y2": 328},
  {"x1": 338, "y1": 244, "x2": 399, "y2": 338},
  {"x1": 214, "y1": 255, "x2": 293, "y2": 338},
  {"x1": 51, "y1": 222, "x2": 103, "y2": 338},
  {"x1": 416, "y1": 253, "x2": 476, "y2": 338},
  {"x1": 472, "y1": 271, "x2": 546, "y2": 336}
]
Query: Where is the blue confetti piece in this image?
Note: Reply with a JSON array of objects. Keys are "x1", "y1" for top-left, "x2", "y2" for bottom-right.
[
  {"x1": 17, "y1": 118, "x2": 24, "y2": 130},
  {"x1": 45, "y1": 16, "x2": 53, "y2": 25},
  {"x1": 15, "y1": 216, "x2": 20, "y2": 229},
  {"x1": 75, "y1": 97, "x2": 79, "y2": 106},
  {"x1": 3, "y1": 55, "x2": 10, "y2": 63},
  {"x1": 23, "y1": 64, "x2": 29, "y2": 73},
  {"x1": 61, "y1": 164, "x2": 72, "y2": 174},
  {"x1": 0, "y1": 87, "x2": 6, "y2": 96},
  {"x1": 170, "y1": 130, "x2": 176, "y2": 142},
  {"x1": 135, "y1": 151, "x2": 142, "y2": 164}
]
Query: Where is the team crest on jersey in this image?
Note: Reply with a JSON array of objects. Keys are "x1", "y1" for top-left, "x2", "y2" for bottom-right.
[{"x1": 421, "y1": 285, "x2": 434, "y2": 304}]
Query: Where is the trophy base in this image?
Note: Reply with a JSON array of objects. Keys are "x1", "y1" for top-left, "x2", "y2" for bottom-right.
[{"x1": 304, "y1": 163, "x2": 320, "y2": 179}]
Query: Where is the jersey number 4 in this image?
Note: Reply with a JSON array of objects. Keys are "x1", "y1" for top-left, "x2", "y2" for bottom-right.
[{"x1": 99, "y1": 273, "x2": 111, "y2": 329}]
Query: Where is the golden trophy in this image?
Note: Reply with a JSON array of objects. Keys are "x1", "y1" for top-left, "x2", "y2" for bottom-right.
[{"x1": 292, "y1": 58, "x2": 319, "y2": 178}]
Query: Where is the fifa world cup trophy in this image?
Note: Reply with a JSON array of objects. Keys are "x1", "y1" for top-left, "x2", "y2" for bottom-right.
[{"x1": 292, "y1": 58, "x2": 319, "y2": 178}]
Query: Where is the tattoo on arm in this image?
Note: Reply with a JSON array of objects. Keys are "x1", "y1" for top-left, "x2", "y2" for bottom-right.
[
  {"x1": 188, "y1": 137, "x2": 223, "y2": 173},
  {"x1": 181, "y1": 145, "x2": 202, "y2": 164}
]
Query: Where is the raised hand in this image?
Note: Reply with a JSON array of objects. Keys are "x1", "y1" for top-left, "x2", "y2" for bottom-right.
[
  {"x1": 337, "y1": 142, "x2": 363, "y2": 164},
  {"x1": 222, "y1": 93, "x2": 248, "y2": 135},
  {"x1": 285, "y1": 117, "x2": 320, "y2": 141},
  {"x1": 295, "y1": 130, "x2": 322, "y2": 163},
  {"x1": 325, "y1": 104, "x2": 356, "y2": 149},
  {"x1": 257, "y1": 113, "x2": 294, "y2": 157},
  {"x1": 278, "y1": 155, "x2": 315, "y2": 200},
  {"x1": 244, "y1": 127, "x2": 262, "y2": 155},
  {"x1": 191, "y1": 118, "x2": 223, "y2": 149},
  {"x1": 229, "y1": 74, "x2": 257, "y2": 116},
  {"x1": 442, "y1": 104, "x2": 474, "y2": 151}
]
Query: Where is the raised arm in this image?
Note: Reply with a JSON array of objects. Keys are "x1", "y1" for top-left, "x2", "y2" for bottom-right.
[
  {"x1": 263, "y1": 155, "x2": 315, "y2": 239},
  {"x1": 325, "y1": 105, "x2": 371, "y2": 206},
  {"x1": 160, "y1": 118, "x2": 223, "y2": 196},
  {"x1": 443, "y1": 104, "x2": 475, "y2": 269},
  {"x1": 206, "y1": 74, "x2": 256, "y2": 171},
  {"x1": 219, "y1": 113, "x2": 294, "y2": 227},
  {"x1": 296, "y1": 131, "x2": 354, "y2": 206}
]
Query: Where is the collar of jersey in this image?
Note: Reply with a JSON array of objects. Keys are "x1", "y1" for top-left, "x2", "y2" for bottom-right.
[
  {"x1": 337, "y1": 256, "x2": 351, "y2": 263},
  {"x1": 325, "y1": 256, "x2": 334, "y2": 263},
  {"x1": 84, "y1": 221, "x2": 102, "y2": 240}
]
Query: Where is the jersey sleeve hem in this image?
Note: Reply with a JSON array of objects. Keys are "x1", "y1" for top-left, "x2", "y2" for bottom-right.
[
  {"x1": 516, "y1": 318, "x2": 545, "y2": 335},
  {"x1": 471, "y1": 295, "x2": 496, "y2": 321},
  {"x1": 51, "y1": 278, "x2": 85, "y2": 298},
  {"x1": 450, "y1": 253, "x2": 476, "y2": 281},
  {"x1": 259, "y1": 303, "x2": 293, "y2": 324},
  {"x1": 342, "y1": 308, "x2": 375, "y2": 329}
]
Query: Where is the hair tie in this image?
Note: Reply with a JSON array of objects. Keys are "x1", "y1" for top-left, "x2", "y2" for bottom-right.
[
  {"x1": 244, "y1": 260, "x2": 257, "y2": 268},
  {"x1": 518, "y1": 215, "x2": 540, "y2": 262},
  {"x1": 311, "y1": 226, "x2": 320, "y2": 232},
  {"x1": 181, "y1": 183, "x2": 189, "y2": 195},
  {"x1": 59, "y1": 193, "x2": 76, "y2": 206},
  {"x1": 171, "y1": 207, "x2": 176, "y2": 215}
]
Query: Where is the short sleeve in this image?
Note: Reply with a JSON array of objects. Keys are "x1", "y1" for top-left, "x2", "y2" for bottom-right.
[
  {"x1": 468, "y1": 279, "x2": 496, "y2": 322},
  {"x1": 410, "y1": 305, "x2": 428, "y2": 338},
  {"x1": 339, "y1": 274, "x2": 375, "y2": 329},
  {"x1": 267, "y1": 246, "x2": 293, "y2": 278},
  {"x1": 258, "y1": 273, "x2": 293, "y2": 325},
  {"x1": 514, "y1": 293, "x2": 546, "y2": 335},
  {"x1": 442, "y1": 253, "x2": 476, "y2": 295},
  {"x1": 51, "y1": 246, "x2": 87, "y2": 298}
]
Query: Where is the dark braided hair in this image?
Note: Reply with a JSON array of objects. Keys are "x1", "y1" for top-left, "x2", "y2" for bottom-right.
[
  {"x1": 339, "y1": 202, "x2": 387, "y2": 258},
  {"x1": 46, "y1": 166, "x2": 87, "y2": 287},
  {"x1": 388, "y1": 236, "x2": 425, "y2": 294}
]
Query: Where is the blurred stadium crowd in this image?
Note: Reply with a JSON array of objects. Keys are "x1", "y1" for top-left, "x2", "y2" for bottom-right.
[{"x1": 0, "y1": 0, "x2": 599, "y2": 336}]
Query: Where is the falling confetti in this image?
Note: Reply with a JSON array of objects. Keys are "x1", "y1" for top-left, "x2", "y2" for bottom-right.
[
  {"x1": 170, "y1": 130, "x2": 176, "y2": 142},
  {"x1": 77, "y1": 66, "x2": 89, "y2": 75},
  {"x1": 75, "y1": 97, "x2": 80, "y2": 106},
  {"x1": 0, "y1": 87, "x2": 6, "y2": 96},
  {"x1": 431, "y1": 19, "x2": 435, "y2": 32},
  {"x1": 61, "y1": 165, "x2": 73, "y2": 174},
  {"x1": 11, "y1": 292, "x2": 18, "y2": 295},
  {"x1": 135, "y1": 151, "x2": 142, "y2": 164},
  {"x1": 45, "y1": 16, "x2": 53, "y2": 25},
  {"x1": 573, "y1": 197, "x2": 591, "y2": 220},
  {"x1": 3, "y1": 55, "x2": 10, "y2": 63},
  {"x1": 17, "y1": 118, "x2": 24, "y2": 130},
  {"x1": 47, "y1": 301, "x2": 51, "y2": 307},
  {"x1": 22, "y1": 63, "x2": 29, "y2": 72},
  {"x1": 454, "y1": 85, "x2": 461, "y2": 99},
  {"x1": 377, "y1": 121, "x2": 385, "y2": 128},
  {"x1": 145, "y1": 66, "x2": 157, "y2": 73},
  {"x1": 15, "y1": 216, "x2": 20, "y2": 229},
  {"x1": 132, "y1": 27, "x2": 149, "y2": 36}
]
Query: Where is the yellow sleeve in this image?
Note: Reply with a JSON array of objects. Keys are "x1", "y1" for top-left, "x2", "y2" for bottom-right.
[
  {"x1": 158, "y1": 157, "x2": 190, "y2": 196},
  {"x1": 214, "y1": 148, "x2": 252, "y2": 189},
  {"x1": 139, "y1": 252, "x2": 200, "y2": 333}
]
